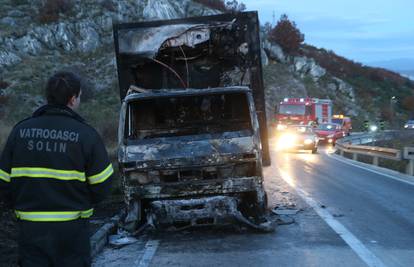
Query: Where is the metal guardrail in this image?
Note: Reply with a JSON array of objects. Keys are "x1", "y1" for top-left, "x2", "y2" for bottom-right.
[
  {"x1": 341, "y1": 131, "x2": 396, "y2": 145},
  {"x1": 336, "y1": 132, "x2": 414, "y2": 176},
  {"x1": 336, "y1": 142, "x2": 401, "y2": 163}
]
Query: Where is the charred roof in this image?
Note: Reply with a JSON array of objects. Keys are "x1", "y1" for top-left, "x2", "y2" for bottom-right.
[{"x1": 124, "y1": 86, "x2": 252, "y2": 102}]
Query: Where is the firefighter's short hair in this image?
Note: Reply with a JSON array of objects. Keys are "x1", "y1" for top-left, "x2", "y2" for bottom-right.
[{"x1": 46, "y1": 71, "x2": 81, "y2": 106}]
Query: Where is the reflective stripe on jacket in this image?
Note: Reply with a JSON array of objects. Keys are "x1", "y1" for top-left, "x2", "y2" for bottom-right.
[{"x1": 15, "y1": 209, "x2": 94, "y2": 222}]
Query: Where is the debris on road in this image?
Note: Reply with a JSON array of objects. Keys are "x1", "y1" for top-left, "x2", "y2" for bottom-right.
[
  {"x1": 272, "y1": 208, "x2": 299, "y2": 215},
  {"x1": 275, "y1": 215, "x2": 295, "y2": 225},
  {"x1": 270, "y1": 207, "x2": 300, "y2": 225},
  {"x1": 109, "y1": 234, "x2": 139, "y2": 248}
]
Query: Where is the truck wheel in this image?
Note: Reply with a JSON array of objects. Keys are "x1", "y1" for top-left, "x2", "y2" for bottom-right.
[
  {"x1": 256, "y1": 189, "x2": 268, "y2": 214},
  {"x1": 123, "y1": 199, "x2": 145, "y2": 232},
  {"x1": 239, "y1": 189, "x2": 268, "y2": 220}
]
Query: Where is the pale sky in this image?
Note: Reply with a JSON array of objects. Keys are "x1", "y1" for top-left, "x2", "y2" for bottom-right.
[{"x1": 242, "y1": 0, "x2": 414, "y2": 65}]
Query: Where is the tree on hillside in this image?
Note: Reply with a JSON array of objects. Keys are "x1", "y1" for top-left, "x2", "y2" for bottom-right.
[
  {"x1": 268, "y1": 14, "x2": 304, "y2": 54},
  {"x1": 194, "y1": 0, "x2": 245, "y2": 12},
  {"x1": 225, "y1": 0, "x2": 246, "y2": 12},
  {"x1": 402, "y1": 95, "x2": 414, "y2": 117},
  {"x1": 38, "y1": 0, "x2": 73, "y2": 23}
]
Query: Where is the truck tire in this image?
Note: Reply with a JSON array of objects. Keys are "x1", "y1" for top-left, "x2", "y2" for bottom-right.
[
  {"x1": 123, "y1": 199, "x2": 145, "y2": 232},
  {"x1": 239, "y1": 189, "x2": 268, "y2": 219}
]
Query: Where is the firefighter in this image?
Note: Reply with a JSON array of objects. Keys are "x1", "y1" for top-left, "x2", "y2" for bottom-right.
[
  {"x1": 311, "y1": 117, "x2": 319, "y2": 128},
  {"x1": 363, "y1": 120, "x2": 369, "y2": 132},
  {"x1": 0, "y1": 71, "x2": 113, "y2": 267},
  {"x1": 379, "y1": 120, "x2": 385, "y2": 131}
]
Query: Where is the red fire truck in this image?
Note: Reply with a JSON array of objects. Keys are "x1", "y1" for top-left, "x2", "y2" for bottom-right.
[{"x1": 275, "y1": 98, "x2": 332, "y2": 130}]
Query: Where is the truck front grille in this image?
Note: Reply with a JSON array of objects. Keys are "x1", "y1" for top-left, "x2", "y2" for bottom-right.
[{"x1": 126, "y1": 162, "x2": 257, "y2": 185}]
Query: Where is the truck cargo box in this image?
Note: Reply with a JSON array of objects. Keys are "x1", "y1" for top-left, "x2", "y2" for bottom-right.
[{"x1": 113, "y1": 11, "x2": 270, "y2": 165}]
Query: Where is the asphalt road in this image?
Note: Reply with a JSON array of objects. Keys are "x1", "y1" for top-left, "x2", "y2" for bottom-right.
[
  {"x1": 93, "y1": 142, "x2": 414, "y2": 267},
  {"x1": 273, "y1": 146, "x2": 414, "y2": 267}
]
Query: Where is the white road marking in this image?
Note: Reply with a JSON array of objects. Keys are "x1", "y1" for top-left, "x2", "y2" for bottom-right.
[
  {"x1": 326, "y1": 151, "x2": 414, "y2": 186},
  {"x1": 277, "y1": 167, "x2": 387, "y2": 267},
  {"x1": 134, "y1": 240, "x2": 160, "y2": 267}
]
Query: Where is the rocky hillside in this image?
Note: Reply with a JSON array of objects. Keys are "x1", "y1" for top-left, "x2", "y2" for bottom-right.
[
  {"x1": 0, "y1": 0, "x2": 218, "y2": 147},
  {"x1": 1, "y1": 0, "x2": 413, "y2": 148}
]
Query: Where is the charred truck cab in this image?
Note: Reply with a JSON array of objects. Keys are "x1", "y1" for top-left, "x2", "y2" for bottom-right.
[{"x1": 114, "y1": 12, "x2": 273, "y2": 231}]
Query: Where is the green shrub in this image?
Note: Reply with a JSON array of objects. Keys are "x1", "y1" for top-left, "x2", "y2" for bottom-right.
[
  {"x1": 38, "y1": 0, "x2": 73, "y2": 23},
  {"x1": 268, "y1": 14, "x2": 304, "y2": 55}
]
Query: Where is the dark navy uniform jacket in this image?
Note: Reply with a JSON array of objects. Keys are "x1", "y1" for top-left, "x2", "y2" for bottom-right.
[{"x1": 0, "y1": 105, "x2": 113, "y2": 222}]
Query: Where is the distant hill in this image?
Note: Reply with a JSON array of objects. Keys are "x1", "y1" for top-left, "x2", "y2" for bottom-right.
[
  {"x1": 368, "y1": 58, "x2": 414, "y2": 80},
  {"x1": 400, "y1": 70, "x2": 414, "y2": 80},
  {"x1": 301, "y1": 45, "x2": 414, "y2": 88},
  {"x1": 368, "y1": 58, "x2": 414, "y2": 72}
]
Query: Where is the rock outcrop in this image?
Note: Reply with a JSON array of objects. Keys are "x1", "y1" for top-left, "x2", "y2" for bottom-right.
[
  {"x1": 291, "y1": 56, "x2": 326, "y2": 80},
  {"x1": 0, "y1": 50, "x2": 21, "y2": 68},
  {"x1": 0, "y1": 0, "x2": 218, "y2": 69}
]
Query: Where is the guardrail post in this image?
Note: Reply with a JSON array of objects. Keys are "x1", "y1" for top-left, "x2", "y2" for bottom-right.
[
  {"x1": 403, "y1": 147, "x2": 414, "y2": 176},
  {"x1": 353, "y1": 153, "x2": 358, "y2": 161},
  {"x1": 373, "y1": 156, "x2": 379, "y2": 166},
  {"x1": 406, "y1": 160, "x2": 414, "y2": 176}
]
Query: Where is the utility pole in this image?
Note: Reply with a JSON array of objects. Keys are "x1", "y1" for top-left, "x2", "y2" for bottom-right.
[{"x1": 272, "y1": 10, "x2": 276, "y2": 27}]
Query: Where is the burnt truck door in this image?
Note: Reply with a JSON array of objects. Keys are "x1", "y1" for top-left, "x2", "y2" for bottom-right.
[{"x1": 113, "y1": 11, "x2": 270, "y2": 166}]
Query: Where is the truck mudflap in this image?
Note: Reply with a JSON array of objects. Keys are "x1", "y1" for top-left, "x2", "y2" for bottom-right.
[{"x1": 147, "y1": 196, "x2": 276, "y2": 232}]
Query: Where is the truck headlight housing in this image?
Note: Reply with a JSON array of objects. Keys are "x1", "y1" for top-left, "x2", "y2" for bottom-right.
[
  {"x1": 128, "y1": 171, "x2": 150, "y2": 184},
  {"x1": 370, "y1": 125, "x2": 378, "y2": 132}
]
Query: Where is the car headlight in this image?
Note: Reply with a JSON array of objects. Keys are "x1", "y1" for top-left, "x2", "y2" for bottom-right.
[
  {"x1": 404, "y1": 125, "x2": 408, "y2": 128},
  {"x1": 370, "y1": 125, "x2": 378, "y2": 132},
  {"x1": 277, "y1": 124, "x2": 287, "y2": 131},
  {"x1": 277, "y1": 133, "x2": 297, "y2": 150},
  {"x1": 304, "y1": 139, "x2": 313, "y2": 145}
]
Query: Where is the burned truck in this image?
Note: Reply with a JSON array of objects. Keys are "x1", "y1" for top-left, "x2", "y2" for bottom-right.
[{"x1": 113, "y1": 12, "x2": 273, "y2": 230}]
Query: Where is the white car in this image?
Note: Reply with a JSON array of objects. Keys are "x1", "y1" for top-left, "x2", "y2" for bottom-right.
[
  {"x1": 404, "y1": 120, "x2": 414, "y2": 129},
  {"x1": 276, "y1": 125, "x2": 319, "y2": 153}
]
